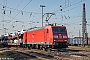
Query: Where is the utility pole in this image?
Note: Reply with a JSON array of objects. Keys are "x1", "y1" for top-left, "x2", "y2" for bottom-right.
[
  {"x1": 40, "y1": 5, "x2": 45, "y2": 27},
  {"x1": 79, "y1": 30, "x2": 80, "y2": 37},
  {"x1": 82, "y1": 3, "x2": 88, "y2": 46}
]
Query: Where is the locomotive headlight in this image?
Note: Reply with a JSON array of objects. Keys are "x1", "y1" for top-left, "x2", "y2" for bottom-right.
[
  {"x1": 64, "y1": 40, "x2": 67, "y2": 41},
  {"x1": 54, "y1": 40, "x2": 56, "y2": 41},
  {"x1": 63, "y1": 36, "x2": 68, "y2": 38},
  {"x1": 54, "y1": 35, "x2": 58, "y2": 38}
]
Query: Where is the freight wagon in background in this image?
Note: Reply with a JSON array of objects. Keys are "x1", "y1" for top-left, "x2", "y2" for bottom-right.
[
  {"x1": 0, "y1": 34, "x2": 23, "y2": 47},
  {"x1": 68, "y1": 37, "x2": 82, "y2": 45},
  {"x1": 88, "y1": 37, "x2": 90, "y2": 45},
  {"x1": 23, "y1": 24, "x2": 68, "y2": 50},
  {"x1": 68, "y1": 37, "x2": 88, "y2": 45}
]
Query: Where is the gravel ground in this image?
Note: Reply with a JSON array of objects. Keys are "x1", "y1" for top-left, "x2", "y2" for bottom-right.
[{"x1": 0, "y1": 46, "x2": 90, "y2": 60}]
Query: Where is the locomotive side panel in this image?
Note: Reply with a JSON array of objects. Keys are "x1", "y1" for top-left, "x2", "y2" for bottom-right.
[
  {"x1": 34, "y1": 29, "x2": 45, "y2": 43},
  {"x1": 26, "y1": 29, "x2": 46, "y2": 44}
]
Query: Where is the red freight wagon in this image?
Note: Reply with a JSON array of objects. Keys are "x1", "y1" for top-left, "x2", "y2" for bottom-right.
[
  {"x1": 88, "y1": 37, "x2": 90, "y2": 45},
  {"x1": 23, "y1": 25, "x2": 68, "y2": 50}
]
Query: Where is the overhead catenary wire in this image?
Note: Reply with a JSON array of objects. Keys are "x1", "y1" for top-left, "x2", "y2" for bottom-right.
[
  {"x1": 0, "y1": 0, "x2": 84, "y2": 23},
  {"x1": 0, "y1": 1, "x2": 41, "y2": 15},
  {"x1": 12, "y1": 0, "x2": 32, "y2": 20},
  {"x1": 0, "y1": 11, "x2": 40, "y2": 24},
  {"x1": 15, "y1": 0, "x2": 23, "y2": 9},
  {"x1": 0, "y1": 8, "x2": 41, "y2": 24},
  {"x1": 0, "y1": 0, "x2": 86, "y2": 20},
  {"x1": 52, "y1": 4, "x2": 82, "y2": 23},
  {"x1": 0, "y1": 0, "x2": 86, "y2": 23},
  {"x1": 53, "y1": 0, "x2": 85, "y2": 13},
  {"x1": 0, "y1": 11, "x2": 19, "y2": 22},
  {"x1": 51, "y1": 0, "x2": 85, "y2": 25},
  {"x1": 0, "y1": 6, "x2": 41, "y2": 15},
  {"x1": 0, "y1": 0, "x2": 41, "y2": 24},
  {"x1": 56, "y1": 3, "x2": 82, "y2": 14}
]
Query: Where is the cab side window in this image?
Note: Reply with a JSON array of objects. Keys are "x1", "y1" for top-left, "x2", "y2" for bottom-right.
[{"x1": 46, "y1": 29, "x2": 48, "y2": 33}]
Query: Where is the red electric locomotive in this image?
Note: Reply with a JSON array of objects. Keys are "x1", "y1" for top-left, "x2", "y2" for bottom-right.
[{"x1": 23, "y1": 24, "x2": 68, "y2": 50}]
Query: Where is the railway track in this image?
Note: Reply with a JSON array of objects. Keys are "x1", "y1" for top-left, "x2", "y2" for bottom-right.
[
  {"x1": 0, "y1": 47, "x2": 64, "y2": 60},
  {"x1": 0, "y1": 46, "x2": 90, "y2": 60},
  {"x1": 14, "y1": 48, "x2": 69, "y2": 60}
]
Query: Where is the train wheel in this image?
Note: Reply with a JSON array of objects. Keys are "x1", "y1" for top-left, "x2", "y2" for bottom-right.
[
  {"x1": 47, "y1": 48, "x2": 51, "y2": 52},
  {"x1": 36, "y1": 45, "x2": 39, "y2": 49},
  {"x1": 39, "y1": 45, "x2": 43, "y2": 50},
  {"x1": 27, "y1": 45, "x2": 31, "y2": 50},
  {"x1": 42, "y1": 47, "x2": 46, "y2": 51},
  {"x1": 23, "y1": 44, "x2": 27, "y2": 48},
  {"x1": 22, "y1": 45, "x2": 25, "y2": 49},
  {"x1": 42, "y1": 45, "x2": 47, "y2": 51},
  {"x1": 27, "y1": 46, "x2": 30, "y2": 49},
  {"x1": 30, "y1": 45, "x2": 33, "y2": 49}
]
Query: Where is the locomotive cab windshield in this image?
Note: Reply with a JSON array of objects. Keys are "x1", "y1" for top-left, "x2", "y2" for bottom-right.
[{"x1": 52, "y1": 27, "x2": 67, "y2": 33}]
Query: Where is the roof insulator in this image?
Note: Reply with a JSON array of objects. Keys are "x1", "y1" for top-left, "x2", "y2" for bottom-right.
[
  {"x1": 60, "y1": 5, "x2": 62, "y2": 7},
  {"x1": 4, "y1": 10, "x2": 5, "y2": 14},
  {"x1": 22, "y1": 11, "x2": 23, "y2": 15},
  {"x1": 60, "y1": 9, "x2": 62, "y2": 11},
  {"x1": 10, "y1": 10, "x2": 11, "y2": 14},
  {"x1": 3, "y1": 6, "x2": 5, "y2": 8}
]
